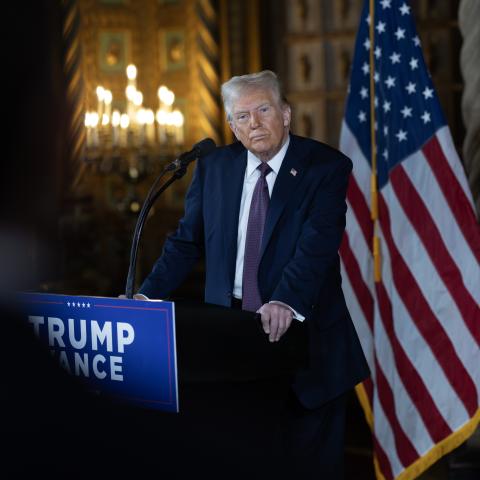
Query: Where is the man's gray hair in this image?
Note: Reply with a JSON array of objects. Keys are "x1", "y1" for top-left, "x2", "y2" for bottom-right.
[{"x1": 221, "y1": 70, "x2": 287, "y2": 120}]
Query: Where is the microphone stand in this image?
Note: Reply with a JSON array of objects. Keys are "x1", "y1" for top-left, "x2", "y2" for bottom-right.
[{"x1": 124, "y1": 163, "x2": 189, "y2": 298}]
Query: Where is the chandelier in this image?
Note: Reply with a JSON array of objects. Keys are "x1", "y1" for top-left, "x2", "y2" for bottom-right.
[{"x1": 83, "y1": 64, "x2": 184, "y2": 180}]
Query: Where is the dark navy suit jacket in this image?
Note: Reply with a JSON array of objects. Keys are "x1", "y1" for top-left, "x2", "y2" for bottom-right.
[{"x1": 140, "y1": 134, "x2": 370, "y2": 409}]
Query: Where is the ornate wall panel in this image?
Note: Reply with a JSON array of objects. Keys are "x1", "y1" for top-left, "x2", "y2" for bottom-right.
[
  {"x1": 283, "y1": 0, "x2": 362, "y2": 145},
  {"x1": 279, "y1": 0, "x2": 464, "y2": 157},
  {"x1": 61, "y1": 0, "x2": 87, "y2": 190},
  {"x1": 78, "y1": 0, "x2": 223, "y2": 154}
]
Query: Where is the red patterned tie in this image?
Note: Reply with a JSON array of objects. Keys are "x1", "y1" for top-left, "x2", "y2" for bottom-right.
[{"x1": 242, "y1": 163, "x2": 272, "y2": 312}]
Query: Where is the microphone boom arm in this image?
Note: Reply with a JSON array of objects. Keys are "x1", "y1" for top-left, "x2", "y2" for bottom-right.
[
  {"x1": 124, "y1": 137, "x2": 216, "y2": 298},
  {"x1": 124, "y1": 164, "x2": 189, "y2": 299}
]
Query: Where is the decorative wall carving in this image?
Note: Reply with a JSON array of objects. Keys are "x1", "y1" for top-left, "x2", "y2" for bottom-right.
[
  {"x1": 61, "y1": 0, "x2": 87, "y2": 189},
  {"x1": 98, "y1": 30, "x2": 131, "y2": 73},
  {"x1": 281, "y1": 0, "x2": 465, "y2": 162},
  {"x1": 194, "y1": 0, "x2": 221, "y2": 144},
  {"x1": 159, "y1": 29, "x2": 187, "y2": 71},
  {"x1": 284, "y1": 0, "x2": 362, "y2": 145}
]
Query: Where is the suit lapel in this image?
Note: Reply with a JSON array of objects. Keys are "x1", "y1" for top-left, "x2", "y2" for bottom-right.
[
  {"x1": 260, "y1": 135, "x2": 310, "y2": 258},
  {"x1": 221, "y1": 145, "x2": 247, "y2": 285}
]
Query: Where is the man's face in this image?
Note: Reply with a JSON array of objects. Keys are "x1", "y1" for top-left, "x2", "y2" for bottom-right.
[{"x1": 229, "y1": 87, "x2": 291, "y2": 161}]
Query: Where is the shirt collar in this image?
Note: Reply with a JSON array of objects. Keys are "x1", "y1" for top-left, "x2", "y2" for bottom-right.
[{"x1": 246, "y1": 135, "x2": 290, "y2": 178}]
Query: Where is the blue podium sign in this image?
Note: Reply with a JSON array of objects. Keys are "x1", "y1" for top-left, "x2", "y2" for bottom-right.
[{"x1": 15, "y1": 292, "x2": 179, "y2": 412}]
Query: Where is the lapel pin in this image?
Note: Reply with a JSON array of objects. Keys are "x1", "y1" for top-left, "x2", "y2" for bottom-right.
[{"x1": 290, "y1": 168, "x2": 297, "y2": 176}]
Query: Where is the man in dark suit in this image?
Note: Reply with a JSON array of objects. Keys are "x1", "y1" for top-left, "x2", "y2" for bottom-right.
[{"x1": 138, "y1": 70, "x2": 369, "y2": 478}]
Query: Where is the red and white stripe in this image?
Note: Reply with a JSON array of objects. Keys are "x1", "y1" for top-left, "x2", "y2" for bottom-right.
[{"x1": 339, "y1": 121, "x2": 480, "y2": 479}]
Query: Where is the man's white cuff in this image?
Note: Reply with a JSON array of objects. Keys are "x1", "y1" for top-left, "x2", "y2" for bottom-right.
[{"x1": 268, "y1": 300, "x2": 305, "y2": 322}]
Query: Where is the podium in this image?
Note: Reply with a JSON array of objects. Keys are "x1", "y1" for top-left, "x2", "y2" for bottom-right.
[
  {"x1": 174, "y1": 300, "x2": 308, "y2": 384},
  {"x1": 13, "y1": 292, "x2": 307, "y2": 411},
  {"x1": 7, "y1": 292, "x2": 309, "y2": 477}
]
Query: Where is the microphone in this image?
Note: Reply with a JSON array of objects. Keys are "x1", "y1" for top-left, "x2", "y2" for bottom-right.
[{"x1": 166, "y1": 137, "x2": 216, "y2": 171}]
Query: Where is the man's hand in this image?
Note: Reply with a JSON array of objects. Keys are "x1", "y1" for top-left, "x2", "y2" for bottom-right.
[
  {"x1": 118, "y1": 293, "x2": 149, "y2": 300},
  {"x1": 257, "y1": 303, "x2": 293, "y2": 342}
]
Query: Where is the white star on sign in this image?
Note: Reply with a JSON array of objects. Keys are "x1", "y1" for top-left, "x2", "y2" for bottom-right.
[
  {"x1": 401, "y1": 106, "x2": 412, "y2": 118},
  {"x1": 399, "y1": 3, "x2": 411, "y2": 15},
  {"x1": 406, "y1": 82, "x2": 416, "y2": 94},
  {"x1": 364, "y1": 38, "x2": 371, "y2": 50},
  {"x1": 82, "y1": 302, "x2": 85, "y2": 307},
  {"x1": 413, "y1": 35, "x2": 421, "y2": 46},
  {"x1": 380, "y1": 0, "x2": 391, "y2": 9},
  {"x1": 409, "y1": 57, "x2": 419, "y2": 70},
  {"x1": 421, "y1": 111, "x2": 431, "y2": 123},
  {"x1": 374, "y1": 72, "x2": 380, "y2": 83},
  {"x1": 390, "y1": 52, "x2": 401, "y2": 64},
  {"x1": 383, "y1": 150, "x2": 389, "y2": 159},
  {"x1": 362, "y1": 62, "x2": 369, "y2": 75},
  {"x1": 77, "y1": 302, "x2": 81, "y2": 307},
  {"x1": 396, "y1": 129, "x2": 407, "y2": 142},
  {"x1": 87, "y1": 302, "x2": 91, "y2": 308},
  {"x1": 360, "y1": 87, "x2": 368, "y2": 99},
  {"x1": 358, "y1": 111, "x2": 367, "y2": 123},
  {"x1": 383, "y1": 100, "x2": 391, "y2": 113},
  {"x1": 383, "y1": 125, "x2": 389, "y2": 136},
  {"x1": 376, "y1": 21, "x2": 386, "y2": 34},
  {"x1": 67, "y1": 302, "x2": 70, "y2": 307},
  {"x1": 385, "y1": 76, "x2": 396, "y2": 88},
  {"x1": 394, "y1": 27, "x2": 406, "y2": 40},
  {"x1": 423, "y1": 86, "x2": 434, "y2": 99},
  {"x1": 365, "y1": 14, "x2": 371, "y2": 25},
  {"x1": 374, "y1": 46, "x2": 382, "y2": 59}
]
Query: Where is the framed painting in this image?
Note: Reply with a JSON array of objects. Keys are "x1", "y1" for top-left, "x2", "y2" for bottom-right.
[
  {"x1": 98, "y1": 31, "x2": 131, "y2": 74},
  {"x1": 159, "y1": 29, "x2": 186, "y2": 72}
]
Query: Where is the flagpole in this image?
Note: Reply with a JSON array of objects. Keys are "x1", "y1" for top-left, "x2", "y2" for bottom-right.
[{"x1": 369, "y1": 0, "x2": 382, "y2": 282}]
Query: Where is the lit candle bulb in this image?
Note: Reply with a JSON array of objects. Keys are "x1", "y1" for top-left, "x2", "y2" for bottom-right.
[
  {"x1": 165, "y1": 110, "x2": 175, "y2": 141},
  {"x1": 90, "y1": 112, "x2": 100, "y2": 148},
  {"x1": 171, "y1": 109, "x2": 184, "y2": 145},
  {"x1": 125, "y1": 85, "x2": 136, "y2": 101},
  {"x1": 103, "y1": 89, "x2": 112, "y2": 117},
  {"x1": 96, "y1": 86, "x2": 105, "y2": 119},
  {"x1": 111, "y1": 110, "x2": 121, "y2": 147},
  {"x1": 133, "y1": 90, "x2": 143, "y2": 107},
  {"x1": 145, "y1": 109, "x2": 155, "y2": 146},
  {"x1": 132, "y1": 91, "x2": 143, "y2": 141},
  {"x1": 120, "y1": 113, "x2": 130, "y2": 147},
  {"x1": 156, "y1": 108, "x2": 168, "y2": 142},
  {"x1": 136, "y1": 108, "x2": 147, "y2": 146},
  {"x1": 125, "y1": 85, "x2": 137, "y2": 122},
  {"x1": 126, "y1": 64, "x2": 137, "y2": 88},
  {"x1": 158, "y1": 85, "x2": 169, "y2": 109},
  {"x1": 163, "y1": 89, "x2": 175, "y2": 108}
]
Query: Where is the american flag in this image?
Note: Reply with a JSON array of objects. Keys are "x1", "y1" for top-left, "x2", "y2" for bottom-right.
[{"x1": 339, "y1": 1, "x2": 480, "y2": 479}]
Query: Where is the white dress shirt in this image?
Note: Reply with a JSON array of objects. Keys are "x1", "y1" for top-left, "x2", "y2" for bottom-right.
[{"x1": 232, "y1": 136, "x2": 304, "y2": 321}]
